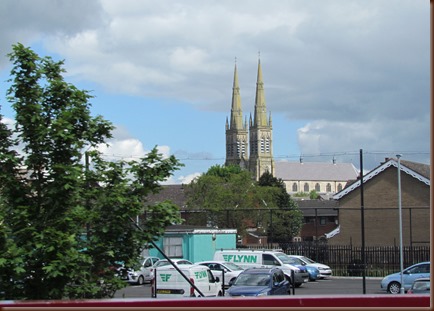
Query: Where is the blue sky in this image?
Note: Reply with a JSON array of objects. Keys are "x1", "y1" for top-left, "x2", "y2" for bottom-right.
[{"x1": 0, "y1": 0, "x2": 430, "y2": 184}]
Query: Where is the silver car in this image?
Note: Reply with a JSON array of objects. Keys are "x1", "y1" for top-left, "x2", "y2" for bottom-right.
[
  {"x1": 196, "y1": 261, "x2": 244, "y2": 288},
  {"x1": 119, "y1": 256, "x2": 160, "y2": 285},
  {"x1": 381, "y1": 261, "x2": 430, "y2": 294}
]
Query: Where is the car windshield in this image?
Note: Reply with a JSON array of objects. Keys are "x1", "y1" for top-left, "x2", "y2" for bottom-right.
[
  {"x1": 224, "y1": 262, "x2": 244, "y2": 271},
  {"x1": 276, "y1": 253, "x2": 292, "y2": 264},
  {"x1": 234, "y1": 273, "x2": 271, "y2": 286},
  {"x1": 289, "y1": 257, "x2": 303, "y2": 265},
  {"x1": 301, "y1": 256, "x2": 316, "y2": 264},
  {"x1": 413, "y1": 281, "x2": 430, "y2": 290},
  {"x1": 154, "y1": 261, "x2": 168, "y2": 267}
]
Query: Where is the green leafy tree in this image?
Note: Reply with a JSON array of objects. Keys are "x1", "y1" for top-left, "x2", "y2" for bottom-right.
[
  {"x1": 309, "y1": 189, "x2": 319, "y2": 199},
  {"x1": 0, "y1": 43, "x2": 183, "y2": 300},
  {"x1": 258, "y1": 171, "x2": 303, "y2": 243},
  {"x1": 185, "y1": 165, "x2": 262, "y2": 235}
]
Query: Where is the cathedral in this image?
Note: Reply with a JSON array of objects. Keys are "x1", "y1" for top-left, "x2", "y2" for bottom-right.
[{"x1": 225, "y1": 59, "x2": 275, "y2": 181}]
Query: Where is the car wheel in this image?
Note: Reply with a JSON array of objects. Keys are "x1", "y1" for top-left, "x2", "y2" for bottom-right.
[
  {"x1": 388, "y1": 281, "x2": 401, "y2": 294},
  {"x1": 137, "y1": 276, "x2": 145, "y2": 285}
]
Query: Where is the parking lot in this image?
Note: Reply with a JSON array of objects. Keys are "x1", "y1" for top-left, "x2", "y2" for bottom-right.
[{"x1": 114, "y1": 277, "x2": 386, "y2": 298}]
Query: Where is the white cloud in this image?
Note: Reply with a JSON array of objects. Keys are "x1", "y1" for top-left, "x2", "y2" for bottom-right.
[
  {"x1": 175, "y1": 172, "x2": 202, "y2": 185},
  {"x1": 0, "y1": 0, "x2": 429, "y2": 181}
]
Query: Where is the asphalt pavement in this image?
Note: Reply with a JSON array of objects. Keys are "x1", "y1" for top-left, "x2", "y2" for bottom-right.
[{"x1": 113, "y1": 276, "x2": 386, "y2": 298}]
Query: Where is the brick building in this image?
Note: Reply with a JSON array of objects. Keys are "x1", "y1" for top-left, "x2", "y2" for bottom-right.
[{"x1": 330, "y1": 158, "x2": 430, "y2": 246}]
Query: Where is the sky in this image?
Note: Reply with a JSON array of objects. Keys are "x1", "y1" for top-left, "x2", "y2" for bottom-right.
[{"x1": 0, "y1": 0, "x2": 430, "y2": 184}]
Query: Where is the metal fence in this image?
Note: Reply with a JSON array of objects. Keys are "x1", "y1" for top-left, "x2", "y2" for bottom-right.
[{"x1": 240, "y1": 242, "x2": 431, "y2": 277}]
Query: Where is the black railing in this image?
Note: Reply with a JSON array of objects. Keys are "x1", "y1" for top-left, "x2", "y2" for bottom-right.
[{"x1": 241, "y1": 242, "x2": 430, "y2": 277}]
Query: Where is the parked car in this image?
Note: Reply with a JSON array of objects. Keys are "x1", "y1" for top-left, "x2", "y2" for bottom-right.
[
  {"x1": 380, "y1": 261, "x2": 430, "y2": 294},
  {"x1": 287, "y1": 256, "x2": 319, "y2": 281},
  {"x1": 196, "y1": 261, "x2": 244, "y2": 288},
  {"x1": 225, "y1": 267, "x2": 290, "y2": 297},
  {"x1": 407, "y1": 278, "x2": 430, "y2": 294},
  {"x1": 118, "y1": 256, "x2": 160, "y2": 285},
  {"x1": 287, "y1": 255, "x2": 332, "y2": 279}
]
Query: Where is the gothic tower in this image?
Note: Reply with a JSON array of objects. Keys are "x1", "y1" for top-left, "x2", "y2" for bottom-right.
[
  {"x1": 249, "y1": 58, "x2": 274, "y2": 180},
  {"x1": 225, "y1": 63, "x2": 249, "y2": 169}
]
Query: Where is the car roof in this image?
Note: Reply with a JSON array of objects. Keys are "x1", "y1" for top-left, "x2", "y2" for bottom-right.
[{"x1": 242, "y1": 267, "x2": 280, "y2": 274}]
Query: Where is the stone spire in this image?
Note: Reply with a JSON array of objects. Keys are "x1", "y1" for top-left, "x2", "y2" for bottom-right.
[
  {"x1": 253, "y1": 58, "x2": 268, "y2": 127},
  {"x1": 230, "y1": 63, "x2": 244, "y2": 130},
  {"x1": 225, "y1": 60, "x2": 249, "y2": 169}
]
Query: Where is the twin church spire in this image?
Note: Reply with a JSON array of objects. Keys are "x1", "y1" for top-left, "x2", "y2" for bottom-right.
[{"x1": 225, "y1": 58, "x2": 274, "y2": 180}]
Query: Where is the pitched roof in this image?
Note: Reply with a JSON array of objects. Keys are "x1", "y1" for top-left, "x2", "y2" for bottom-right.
[
  {"x1": 145, "y1": 184, "x2": 187, "y2": 208},
  {"x1": 333, "y1": 158, "x2": 430, "y2": 200},
  {"x1": 274, "y1": 161, "x2": 359, "y2": 181},
  {"x1": 296, "y1": 199, "x2": 339, "y2": 217}
]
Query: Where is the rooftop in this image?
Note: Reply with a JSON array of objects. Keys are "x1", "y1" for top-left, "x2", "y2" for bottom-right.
[{"x1": 274, "y1": 161, "x2": 359, "y2": 181}]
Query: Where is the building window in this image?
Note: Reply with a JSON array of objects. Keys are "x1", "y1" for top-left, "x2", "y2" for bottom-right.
[
  {"x1": 337, "y1": 183, "x2": 343, "y2": 191},
  {"x1": 326, "y1": 183, "x2": 331, "y2": 192},
  {"x1": 304, "y1": 183, "x2": 309, "y2": 192},
  {"x1": 163, "y1": 237, "x2": 183, "y2": 258},
  {"x1": 320, "y1": 217, "x2": 326, "y2": 225},
  {"x1": 292, "y1": 183, "x2": 297, "y2": 192},
  {"x1": 315, "y1": 183, "x2": 320, "y2": 192}
]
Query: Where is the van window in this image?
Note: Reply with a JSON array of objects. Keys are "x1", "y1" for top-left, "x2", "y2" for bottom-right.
[
  {"x1": 207, "y1": 270, "x2": 216, "y2": 283},
  {"x1": 263, "y1": 254, "x2": 280, "y2": 266}
]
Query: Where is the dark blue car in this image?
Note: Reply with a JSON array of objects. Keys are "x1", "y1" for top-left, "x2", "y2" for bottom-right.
[{"x1": 225, "y1": 267, "x2": 290, "y2": 297}]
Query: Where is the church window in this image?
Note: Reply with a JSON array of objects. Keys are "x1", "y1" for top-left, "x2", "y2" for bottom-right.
[
  {"x1": 337, "y1": 183, "x2": 343, "y2": 191},
  {"x1": 292, "y1": 183, "x2": 297, "y2": 192},
  {"x1": 326, "y1": 183, "x2": 332, "y2": 192},
  {"x1": 304, "y1": 183, "x2": 309, "y2": 192},
  {"x1": 315, "y1": 183, "x2": 320, "y2": 192}
]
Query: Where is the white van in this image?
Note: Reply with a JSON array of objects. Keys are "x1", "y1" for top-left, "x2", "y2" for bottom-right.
[
  {"x1": 214, "y1": 249, "x2": 309, "y2": 287},
  {"x1": 153, "y1": 264, "x2": 223, "y2": 298}
]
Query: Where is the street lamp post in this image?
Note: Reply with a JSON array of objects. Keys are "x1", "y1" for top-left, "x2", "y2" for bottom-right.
[{"x1": 396, "y1": 154, "x2": 404, "y2": 294}]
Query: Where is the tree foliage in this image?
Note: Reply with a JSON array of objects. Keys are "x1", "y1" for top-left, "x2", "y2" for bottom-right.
[
  {"x1": 184, "y1": 166, "x2": 303, "y2": 242},
  {"x1": 258, "y1": 171, "x2": 303, "y2": 242},
  {"x1": 0, "y1": 43, "x2": 183, "y2": 299}
]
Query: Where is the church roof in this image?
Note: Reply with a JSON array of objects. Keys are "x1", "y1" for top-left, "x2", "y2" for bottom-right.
[{"x1": 274, "y1": 161, "x2": 359, "y2": 181}]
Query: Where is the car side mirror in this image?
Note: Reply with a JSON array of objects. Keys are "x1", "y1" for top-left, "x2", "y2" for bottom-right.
[
  {"x1": 215, "y1": 277, "x2": 220, "y2": 283},
  {"x1": 229, "y1": 279, "x2": 235, "y2": 286}
]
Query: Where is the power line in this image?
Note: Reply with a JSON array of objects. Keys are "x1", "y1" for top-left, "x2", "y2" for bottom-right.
[{"x1": 97, "y1": 150, "x2": 429, "y2": 162}]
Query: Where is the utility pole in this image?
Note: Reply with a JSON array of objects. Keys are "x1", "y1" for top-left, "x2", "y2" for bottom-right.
[
  {"x1": 360, "y1": 149, "x2": 366, "y2": 294},
  {"x1": 397, "y1": 154, "x2": 404, "y2": 294}
]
